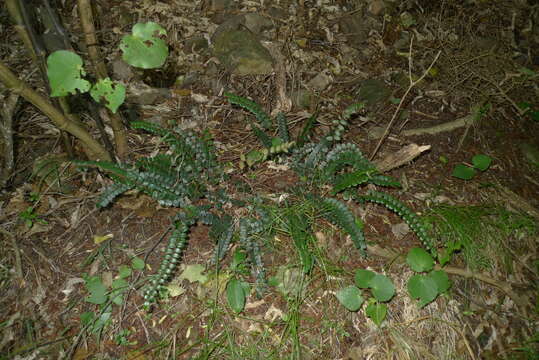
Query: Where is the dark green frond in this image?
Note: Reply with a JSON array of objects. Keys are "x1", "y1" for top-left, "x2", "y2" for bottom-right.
[
  {"x1": 225, "y1": 92, "x2": 272, "y2": 129},
  {"x1": 276, "y1": 112, "x2": 290, "y2": 143},
  {"x1": 359, "y1": 190, "x2": 434, "y2": 253},
  {"x1": 96, "y1": 182, "x2": 133, "y2": 208},
  {"x1": 251, "y1": 123, "x2": 273, "y2": 148},
  {"x1": 210, "y1": 215, "x2": 235, "y2": 266},
  {"x1": 368, "y1": 174, "x2": 402, "y2": 188},
  {"x1": 318, "y1": 197, "x2": 366, "y2": 256},
  {"x1": 332, "y1": 170, "x2": 375, "y2": 194},
  {"x1": 143, "y1": 219, "x2": 191, "y2": 310}
]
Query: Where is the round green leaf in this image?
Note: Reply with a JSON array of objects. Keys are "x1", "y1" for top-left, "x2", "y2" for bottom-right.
[
  {"x1": 472, "y1": 154, "x2": 492, "y2": 172},
  {"x1": 47, "y1": 50, "x2": 91, "y2": 97},
  {"x1": 226, "y1": 278, "x2": 246, "y2": 314},
  {"x1": 429, "y1": 270, "x2": 451, "y2": 293},
  {"x1": 85, "y1": 276, "x2": 107, "y2": 305},
  {"x1": 406, "y1": 247, "x2": 435, "y2": 272},
  {"x1": 451, "y1": 164, "x2": 476, "y2": 180},
  {"x1": 131, "y1": 257, "x2": 145, "y2": 270},
  {"x1": 336, "y1": 285, "x2": 364, "y2": 312},
  {"x1": 365, "y1": 302, "x2": 387, "y2": 326},
  {"x1": 407, "y1": 274, "x2": 439, "y2": 308},
  {"x1": 90, "y1": 78, "x2": 125, "y2": 113},
  {"x1": 369, "y1": 274, "x2": 395, "y2": 302},
  {"x1": 355, "y1": 269, "x2": 376, "y2": 288},
  {"x1": 120, "y1": 22, "x2": 168, "y2": 69},
  {"x1": 335, "y1": 285, "x2": 364, "y2": 311},
  {"x1": 118, "y1": 265, "x2": 132, "y2": 279}
]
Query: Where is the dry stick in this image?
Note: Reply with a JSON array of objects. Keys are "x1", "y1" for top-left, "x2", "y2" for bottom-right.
[
  {"x1": 370, "y1": 36, "x2": 441, "y2": 161},
  {"x1": 77, "y1": 0, "x2": 128, "y2": 159},
  {"x1": 0, "y1": 228, "x2": 23, "y2": 278},
  {"x1": 0, "y1": 93, "x2": 18, "y2": 188},
  {"x1": 0, "y1": 61, "x2": 111, "y2": 161}
]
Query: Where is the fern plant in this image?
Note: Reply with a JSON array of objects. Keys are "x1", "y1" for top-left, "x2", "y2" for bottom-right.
[{"x1": 78, "y1": 93, "x2": 435, "y2": 311}]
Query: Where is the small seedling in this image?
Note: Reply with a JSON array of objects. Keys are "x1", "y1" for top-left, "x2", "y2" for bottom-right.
[
  {"x1": 452, "y1": 154, "x2": 492, "y2": 180},
  {"x1": 406, "y1": 248, "x2": 451, "y2": 308},
  {"x1": 336, "y1": 269, "x2": 395, "y2": 326}
]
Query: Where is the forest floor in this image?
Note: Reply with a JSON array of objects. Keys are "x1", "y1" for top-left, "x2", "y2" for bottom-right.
[{"x1": 1, "y1": 1, "x2": 538, "y2": 359}]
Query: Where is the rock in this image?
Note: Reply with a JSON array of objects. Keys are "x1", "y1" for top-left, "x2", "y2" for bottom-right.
[
  {"x1": 112, "y1": 58, "x2": 134, "y2": 82},
  {"x1": 126, "y1": 82, "x2": 171, "y2": 105},
  {"x1": 520, "y1": 143, "x2": 539, "y2": 168},
  {"x1": 291, "y1": 89, "x2": 314, "y2": 109},
  {"x1": 368, "y1": 0, "x2": 386, "y2": 16},
  {"x1": 357, "y1": 79, "x2": 391, "y2": 106},
  {"x1": 243, "y1": 13, "x2": 274, "y2": 34},
  {"x1": 183, "y1": 36, "x2": 209, "y2": 54},
  {"x1": 340, "y1": 13, "x2": 381, "y2": 47},
  {"x1": 212, "y1": 29, "x2": 274, "y2": 75},
  {"x1": 307, "y1": 71, "x2": 332, "y2": 91}
]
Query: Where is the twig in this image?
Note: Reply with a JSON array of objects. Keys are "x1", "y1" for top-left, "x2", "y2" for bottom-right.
[
  {"x1": 0, "y1": 228, "x2": 23, "y2": 278},
  {"x1": 370, "y1": 35, "x2": 441, "y2": 160}
]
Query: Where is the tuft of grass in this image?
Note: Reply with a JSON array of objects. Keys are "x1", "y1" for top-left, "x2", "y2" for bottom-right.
[{"x1": 423, "y1": 204, "x2": 537, "y2": 271}]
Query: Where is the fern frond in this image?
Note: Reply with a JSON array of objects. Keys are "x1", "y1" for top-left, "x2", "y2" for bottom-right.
[
  {"x1": 318, "y1": 197, "x2": 366, "y2": 256},
  {"x1": 96, "y1": 182, "x2": 133, "y2": 208},
  {"x1": 239, "y1": 218, "x2": 267, "y2": 296},
  {"x1": 332, "y1": 170, "x2": 375, "y2": 194},
  {"x1": 211, "y1": 215, "x2": 235, "y2": 266},
  {"x1": 276, "y1": 112, "x2": 290, "y2": 143},
  {"x1": 368, "y1": 174, "x2": 401, "y2": 188},
  {"x1": 359, "y1": 190, "x2": 434, "y2": 253},
  {"x1": 251, "y1": 123, "x2": 273, "y2": 148},
  {"x1": 74, "y1": 160, "x2": 132, "y2": 180},
  {"x1": 342, "y1": 102, "x2": 365, "y2": 120},
  {"x1": 225, "y1": 92, "x2": 271, "y2": 129},
  {"x1": 143, "y1": 219, "x2": 191, "y2": 310},
  {"x1": 321, "y1": 143, "x2": 374, "y2": 180}
]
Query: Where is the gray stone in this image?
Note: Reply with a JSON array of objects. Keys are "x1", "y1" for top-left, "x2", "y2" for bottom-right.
[
  {"x1": 368, "y1": 0, "x2": 386, "y2": 16},
  {"x1": 357, "y1": 79, "x2": 391, "y2": 106},
  {"x1": 307, "y1": 71, "x2": 332, "y2": 91},
  {"x1": 520, "y1": 143, "x2": 539, "y2": 168},
  {"x1": 213, "y1": 29, "x2": 274, "y2": 75}
]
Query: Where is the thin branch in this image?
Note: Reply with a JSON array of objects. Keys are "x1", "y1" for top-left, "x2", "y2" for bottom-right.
[{"x1": 370, "y1": 35, "x2": 441, "y2": 160}]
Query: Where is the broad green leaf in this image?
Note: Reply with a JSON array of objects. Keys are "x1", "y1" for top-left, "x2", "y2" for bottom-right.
[
  {"x1": 336, "y1": 285, "x2": 364, "y2": 312},
  {"x1": 118, "y1": 265, "x2": 132, "y2": 279},
  {"x1": 179, "y1": 264, "x2": 208, "y2": 283},
  {"x1": 245, "y1": 150, "x2": 265, "y2": 166},
  {"x1": 226, "y1": 278, "x2": 246, "y2": 313},
  {"x1": 369, "y1": 274, "x2": 395, "y2": 302},
  {"x1": 80, "y1": 311, "x2": 95, "y2": 326},
  {"x1": 518, "y1": 67, "x2": 536, "y2": 76},
  {"x1": 166, "y1": 284, "x2": 186, "y2": 297},
  {"x1": 429, "y1": 270, "x2": 451, "y2": 293},
  {"x1": 365, "y1": 302, "x2": 387, "y2": 326},
  {"x1": 111, "y1": 278, "x2": 128, "y2": 305},
  {"x1": 451, "y1": 164, "x2": 476, "y2": 180},
  {"x1": 90, "y1": 78, "x2": 126, "y2": 113},
  {"x1": 407, "y1": 274, "x2": 439, "y2": 308},
  {"x1": 355, "y1": 269, "x2": 376, "y2": 288},
  {"x1": 131, "y1": 257, "x2": 145, "y2": 270},
  {"x1": 120, "y1": 22, "x2": 168, "y2": 69},
  {"x1": 472, "y1": 154, "x2": 492, "y2": 171},
  {"x1": 407, "y1": 247, "x2": 435, "y2": 272},
  {"x1": 85, "y1": 276, "x2": 108, "y2": 305},
  {"x1": 47, "y1": 50, "x2": 91, "y2": 96},
  {"x1": 530, "y1": 110, "x2": 539, "y2": 122}
]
